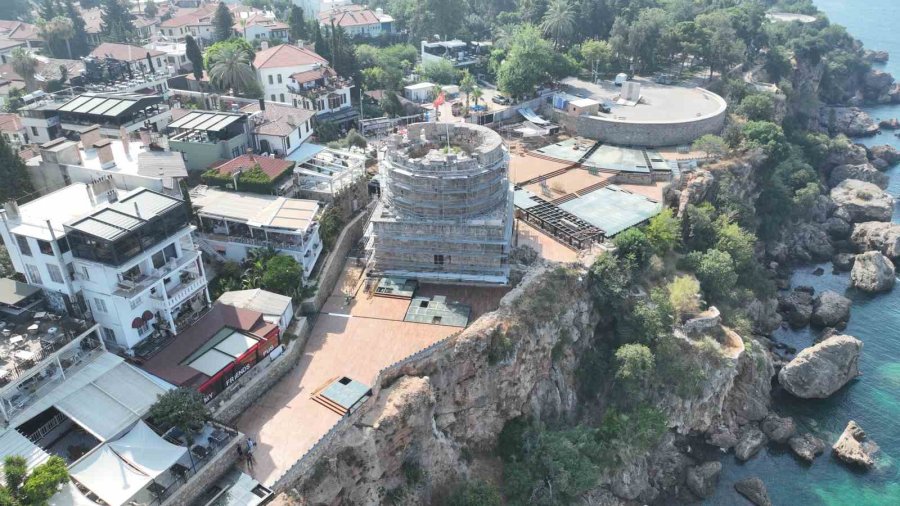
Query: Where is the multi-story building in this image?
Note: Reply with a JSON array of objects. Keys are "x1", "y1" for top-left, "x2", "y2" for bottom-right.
[
  {"x1": 18, "y1": 92, "x2": 170, "y2": 145},
  {"x1": 0, "y1": 20, "x2": 42, "y2": 50},
  {"x1": 191, "y1": 186, "x2": 323, "y2": 277},
  {"x1": 90, "y1": 43, "x2": 169, "y2": 77},
  {"x1": 421, "y1": 39, "x2": 490, "y2": 69},
  {"x1": 253, "y1": 43, "x2": 330, "y2": 105},
  {"x1": 0, "y1": 113, "x2": 26, "y2": 147},
  {"x1": 367, "y1": 123, "x2": 514, "y2": 285},
  {"x1": 159, "y1": 4, "x2": 216, "y2": 43},
  {"x1": 240, "y1": 100, "x2": 315, "y2": 157},
  {"x1": 287, "y1": 63, "x2": 356, "y2": 124},
  {"x1": 318, "y1": 5, "x2": 393, "y2": 38},
  {"x1": 234, "y1": 12, "x2": 289, "y2": 42},
  {"x1": 166, "y1": 108, "x2": 251, "y2": 171},
  {"x1": 0, "y1": 182, "x2": 210, "y2": 351},
  {"x1": 293, "y1": 0, "x2": 352, "y2": 18}
]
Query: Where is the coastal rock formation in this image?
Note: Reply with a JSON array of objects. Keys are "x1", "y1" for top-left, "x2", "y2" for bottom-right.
[
  {"x1": 877, "y1": 118, "x2": 900, "y2": 130},
  {"x1": 760, "y1": 414, "x2": 796, "y2": 444},
  {"x1": 828, "y1": 163, "x2": 889, "y2": 189},
  {"x1": 789, "y1": 433, "x2": 826, "y2": 462},
  {"x1": 810, "y1": 290, "x2": 852, "y2": 328},
  {"x1": 850, "y1": 222, "x2": 900, "y2": 259},
  {"x1": 864, "y1": 49, "x2": 890, "y2": 64},
  {"x1": 777, "y1": 288, "x2": 814, "y2": 328},
  {"x1": 833, "y1": 421, "x2": 878, "y2": 468},
  {"x1": 868, "y1": 144, "x2": 900, "y2": 165},
  {"x1": 829, "y1": 179, "x2": 894, "y2": 223},
  {"x1": 746, "y1": 298, "x2": 782, "y2": 335},
  {"x1": 825, "y1": 142, "x2": 869, "y2": 168},
  {"x1": 833, "y1": 253, "x2": 856, "y2": 272},
  {"x1": 825, "y1": 216, "x2": 852, "y2": 240},
  {"x1": 778, "y1": 334, "x2": 862, "y2": 398},
  {"x1": 735, "y1": 427, "x2": 767, "y2": 461},
  {"x1": 734, "y1": 477, "x2": 773, "y2": 506},
  {"x1": 850, "y1": 251, "x2": 896, "y2": 292},
  {"x1": 863, "y1": 69, "x2": 896, "y2": 102},
  {"x1": 686, "y1": 461, "x2": 722, "y2": 499},
  {"x1": 782, "y1": 222, "x2": 834, "y2": 262},
  {"x1": 819, "y1": 107, "x2": 878, "y2": 136}
]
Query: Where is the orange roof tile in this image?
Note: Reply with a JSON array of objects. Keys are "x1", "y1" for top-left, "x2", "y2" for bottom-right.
[{"x1": 253, "y1": 44, "x2": 328, "y2": 70}]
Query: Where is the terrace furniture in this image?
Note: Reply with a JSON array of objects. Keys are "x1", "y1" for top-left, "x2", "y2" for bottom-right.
[
  {"x1": 33, "y1": 312, "x2": 47, "y2": 320},
  {"x1": 9, "y1": 335, "x2": 24, "y2": 346},
  {"x1": 26, "y1": 324, "x2": 39, "y2": 335},
  {"x1": 170, "y1": 463, "x2": 189, "y2": 483},
  {"x1": 147, "y1": 482, "x2": 166, "y2": 500},
  {"x1": 14, "y1": 350, "x2": 35, "y2": 362},
  {"x1": 190, "y1": 445, "x2": 208, "y2": 461}
]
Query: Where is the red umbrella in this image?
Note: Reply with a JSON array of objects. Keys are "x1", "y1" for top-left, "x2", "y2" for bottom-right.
[
  {"x1": 131, "y1": 317, "x2": 144, "y2": 328},
  {"x1": 142, "y1": 310, "x2": 154, "y2": 321}
]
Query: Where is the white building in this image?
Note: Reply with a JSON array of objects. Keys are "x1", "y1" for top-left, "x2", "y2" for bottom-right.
[
  {"x1": 253, "y1": 44, "x2": 330, "y2": 105},
  {"x1": 90, "y1": 43, "x2": 170, "y2": 77},
  {"x1": 318, "y1": 5, "x2": 393, "y2": 38},
  {"x1": 0, "y1": 113, "x2": 27, "y2": 147},
  {"x1": 218, "y1": 288, "x2": 294, "y2": 333},
  {"x1": 159, "y1": 4, "x2": 217, "y2": 43},
  {"x1": 404, "y1": 82, "x2": 435, "y2": 103},
  {"x1": 191, "y1": 186, "x2": 323, "y2": 278},
  {"x1": 234, "y1": 12, "x2": 290, "y2": 42},
  {"x1": 0, "y1": 183, "x2": 210, "y2": 351},
  {"x1": 421, "y1": 40, "x2": 480, "y2": 68},
  {"x1": 240, "y1": 100, "x2": 316, "y2": 157},
  {"x1": 292, "y1": 0, "x2": 351, "y2": 18}
]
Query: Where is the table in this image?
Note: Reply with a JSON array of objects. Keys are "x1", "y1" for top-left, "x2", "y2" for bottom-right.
[
  {"x1": 9, "y1": 335, "x2": 24, "y2": 346},
  {"x1": 0, "y1": 369, "x2": 8, "y2": 379},
  {"x1": 26, "y1": 324, "x2": 39, "y2": 335},
  {"x1": 46, "y1": 327, "x2": 59, "y2": 335},
  {"x1": 14, "y1": 350, "x2": 35, "y2": 361},
  {"x1": 147, "y1": 482, "x2": 166, "y2": 499},
  {"x1": 190, "y1": 445, "x2": 208, "y2": 460},
  {"x1": 170, "y1": 463, "x2": 190, "y2": 482},
  {"x1": 33, "y1": 312, "x2": 47, "y2": 320}
]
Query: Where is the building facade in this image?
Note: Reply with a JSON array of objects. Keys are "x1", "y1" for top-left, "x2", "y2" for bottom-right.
[
  {"x1": 0, "y1": 183, "x2": 210, "y2": 351},
  {"x1": 367, "y1": 123, "x2": 514, "y2": 285},
  {"x1": 253, "y1": 44, "x2": 329, "y2": 105}
]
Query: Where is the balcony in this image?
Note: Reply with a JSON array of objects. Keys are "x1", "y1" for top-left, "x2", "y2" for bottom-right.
[
  {"x1": 113, "y1": 251, "x2": 201, "y2": 299},
  {"x1": 150, "y1": 274, "x2": 206, "y2": 311}
]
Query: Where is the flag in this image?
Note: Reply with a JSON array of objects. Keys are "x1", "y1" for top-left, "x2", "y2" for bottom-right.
[{"x1": 433, "y1": 91, "x2": 445, "y2": 108}]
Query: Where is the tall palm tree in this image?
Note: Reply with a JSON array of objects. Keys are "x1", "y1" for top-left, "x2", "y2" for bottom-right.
[
  {"x1": 43, "y1": 17, "x2": 75, "y2": 60},
  {"x1": 10, "y1": 48, "x2": 38, "y2": 92},
  {"x1": 540, "y1": 0, "x2": 576, "y2": 48},
  {"x1": 208, "y1": 46, "x2": 257, "y2": 96},
  {"x1": 471, "y1": 86, "x2": 483, "y2": 107}
]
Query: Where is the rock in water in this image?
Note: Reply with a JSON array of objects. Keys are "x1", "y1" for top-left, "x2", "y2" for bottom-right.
[
  {"x1": 819, "y1": 107, "x2": 879, "y2": 137},
  {"x1": 686, "y1": 461, "x2": 722, "y2": 499},
  {"x1": 833, "y1": 253, "x2": 856, "y2": 272},
  {"x1": 778, "y1": 334, "x2": 862, "y2": 399},
  {"x1": 735, "y1": 428, "x2": 767, "y2": 461},
  {"x1": 869, "y1": 144, "x2": 900, "y2": 165},
  {"x1": 789, "y1": 433, "x2": 826, "y2": 462},
  {"x1": 761, "y1": 414, "x2": 796, "y2": 443},
  {"x1": 830, "y1": 179, "x2": 894, "y2": 223},
  {"x1": 850, "y1": 222, "x2": 900, "y2": 260},
  {"x1": 833, "y1": 421, "x2": 878, "y2": 468},
  {"x1": 734, "y1": 477, "x2": 773, "y2": 506},
  {"x1": 828, "y1": 163, "x2": 889, "y2": 189},
  {"x1": 777, "y1": 289, "x2": 814, "y2": 328},
  {"x1": 810, "y1": 290, "x2": 852, "y2": 328},
  {"x1": 850, "y1": 251, "x2": 896, "y2": 293}
]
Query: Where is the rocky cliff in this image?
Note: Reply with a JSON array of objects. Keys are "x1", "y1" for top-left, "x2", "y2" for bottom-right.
[{"x1": 277, "y1": 264, "x2": 775, "y2": 505}]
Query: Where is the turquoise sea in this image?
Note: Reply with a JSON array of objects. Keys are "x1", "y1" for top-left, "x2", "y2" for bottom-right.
[{"x1": 707, "y1": 1, "x2": 900, "y2": 504}]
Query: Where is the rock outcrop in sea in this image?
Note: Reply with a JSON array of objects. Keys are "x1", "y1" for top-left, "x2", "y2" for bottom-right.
[
  {"x1": 832, "y1": 421, "x2": 878, "y2": 468},
  {"x1": 829, "y1": 179, "x2": 894, "y2": 223},
  {"x1": 778, "y1": 334, "x2": 862, "y2": 398},
  {"x1": 810, "y1": 290, "x2": 852, "y2": 328},
  {"x1": 850, "y1": 251, "x2": 896, "y2": 292}
]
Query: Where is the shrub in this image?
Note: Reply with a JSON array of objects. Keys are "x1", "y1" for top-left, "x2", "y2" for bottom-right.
[
  {"x1": 445, "y1": 481, "x2": 501, "y2": 506},
  {"x1": 147, "y1": 388, "x2": 210, "y2": 438},
  {"x1": 736, "y1": 93, "x2": 776, "y2": 121},
  {"x1": 645, "y1": 208, "x2": 681, "y2": 254},
  {"x1": 261, "y1": 255, "x2": 303, "y2": 297},
  {"x1": 613, "y1": 228, "x2": 652, "y2": 268},
  {"x1": 614, "y1": 343, "x2": 655, "y2": 395},
  {"x1": 668, "y1": 275, "x2": 702, "y2": 320}
]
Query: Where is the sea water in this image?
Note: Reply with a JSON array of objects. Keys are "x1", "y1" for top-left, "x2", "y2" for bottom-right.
[{"x1": 706, "y1": 1, "x2": 900, "y2": 504}]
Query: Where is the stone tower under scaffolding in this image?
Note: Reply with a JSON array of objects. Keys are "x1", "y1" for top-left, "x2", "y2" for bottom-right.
[{"x1": 367, "y1": 122, "x2": 513, "y2": 285}]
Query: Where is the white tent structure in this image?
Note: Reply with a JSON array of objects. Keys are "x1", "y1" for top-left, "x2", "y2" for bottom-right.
[
  {"x1": 70, "y1": 421, "x2": 187, "y2": 506},
  {"x1": 49, "y1": 482, "x2": 97, "y2": 506},
  {"x1": 109, "y1": 421, "x2": 187, "y2": 477}
]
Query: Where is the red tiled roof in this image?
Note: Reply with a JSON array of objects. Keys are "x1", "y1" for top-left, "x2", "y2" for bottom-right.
[
  {"x1": 319, "y1": 6, "x2": 380, "y2": 28},
  {"x1": 253, "y1": 44, "x2": 327, "y2": 70},
  {"x1": 91, "y1": 42, "x2": 165, "y2": 61},
  {"x1": 160, "y1": 4, "x2": 216, "y2": 28},
  {"x1": 240, "y1": 102, "x2": 315, "y2": 137},
  {"x1": 140, "y1": 303, "x2": 277, "y2": 387},
  {"x1": 0, "y1": 113, "x2": 23, "y2": 133},
  {"x1": 0, "y1": 20, "x2": 41, "y2": 42},
  {"x1": 212, "y1": 154, "x2": 294, "y2": 179}
]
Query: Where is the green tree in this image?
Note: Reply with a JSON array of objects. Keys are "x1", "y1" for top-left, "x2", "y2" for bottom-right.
[
  {"x1": 692, "y1": 134, "x2": 727, "y2": 159},
  {"x1": 9, "y1": 48, "x2": 37, "y2": 92},
  {"x1": 314, "y1": 120, "x2": 340, "y2": 143},
  {"x1": 208, "y1": 45, "x2": 259, "y2": 96},
  {"x1": 446, "y1": 480, "x2": 501, "y2": 506},
  {"x1": 318, "y1": 205, "x2": 345, "y2": 248},
  {"x1": 459, "y1": 69, "x2": 476, "y2": 111},
  {"x1": 148, "y1": 388, "x2": 210, "y2": 438},
  {"x1": 741, "y1": 120, "x2": 788, "y2": 157},
  {"x1": 213, "y1": 2, "x2": 235, "y2": 42},
  {"x1": 185, "y1": 35, "x2": 204, "y2": 81},
  {"x1": 100, "y1": 0, "x2": 136, "y2": 43},
  {"x1": 580, "y1": 39, "x2": 612, "y2": 79},
  {"x1": 497, "y1": 24, "x2": 565, "y2": 98},
  {"x1": 714, "y1": 218, "x2": 756, "y2": 275},
  {"x1": 737, "y1": 93, "x2": 775, "y2": 121},
  {"x1": 418, "y1": 59, "x2": 459, "y2": 85},
  {"x1": 63, "y1": 0, "x2": 91, "y2": 58},
  {"x1": 540, "y1": 0, "x2": 576, "y2": 47},
  {"x1": 380, "y1": 90, "x2": 403, "y2": 117},
  {"x1": 38, "y1": 0, "x2": 57, "y2": 21},
  {"x1": 589, "y1": 253, "x2": 631, "y2": 308},
  {"x1": 288, "y1": 5, "x2": 307, "y2": 41},
  {"x1": 38, "y1": 16, "x2": 76, "y2": 60},
  {"x1": 0, "y1": 0, "x2": 33, "y2": 22},
  {"x1": 613, "y1": 227, "x2": 652, "y2": 268},
  {"x1": 615, "y1": 343, "x2": 655, "y2": 392},
  {"x1": 696, "y1": 10, "x2": 745, "y2": 79},
  {"x1": 1, "y1": 455, "x2": 69, "y2": 505},
  {"x1": 144, "y1": 0, "x2": 158, "y2": 18},
  {"x1": 680, "y1": 203, "x2": 717, "y2": 252},
  {"x1": 668, "y1": 275, "x2": 701, "y2": 321},
  {"x1": 688, "y1": 249, "x2": 738, "y2": 304},
  {"x1": 261, "y1": 255, "x2": 303, "y2": 296},
  {"x1": 645, "y1": 208, "x2": 680, "y2": 254}
]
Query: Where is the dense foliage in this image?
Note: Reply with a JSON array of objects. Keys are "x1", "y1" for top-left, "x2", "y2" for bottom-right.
[{"x1": 1, "y1": 455, "x2": 69, "y2": 506}]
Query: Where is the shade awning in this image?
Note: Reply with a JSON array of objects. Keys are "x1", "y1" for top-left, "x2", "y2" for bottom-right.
[
  {"x1": 108, "y1": 421, "x2": 186, "y2": 478},
  {"x1": 49, "y1": 482, "x2": 97, "y2": 506},
  {"x1": 0, "y1": 428, "x2": 50, "y2": 475},
  {"x1": 0, "y1": 278, "x2": 41, "y2": 307},
  {"x1": 70, "y1": 445, "x2": 151, "y2": 506}
]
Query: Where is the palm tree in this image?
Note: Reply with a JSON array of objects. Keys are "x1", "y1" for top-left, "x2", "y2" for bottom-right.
[
  {"x1": 208, "y1": 45, "x2": 257, "y2": 96},
  {"x1": 10, "y1": 48, "x2": 38, "y2": 92},
  {"x1": 540, "y1": 0, "x2": 576, "y2": 48},
  {"x1": 460, "y1": 70, "x2": 476, "y2": 112},
  {"x1": 471, "y1": 86, "x2": 483, "y2": 108}
]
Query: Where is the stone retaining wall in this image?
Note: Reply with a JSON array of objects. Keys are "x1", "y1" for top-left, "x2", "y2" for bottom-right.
[
  {"x1": 162, "y1": 433, "x2": 246, "y2": 506},
  {"x1": 299, "y1": 204, "x2": 373, "y2": 314}
]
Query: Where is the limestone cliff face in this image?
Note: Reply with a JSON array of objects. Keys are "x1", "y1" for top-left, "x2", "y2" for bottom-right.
[{"x1": 280, "y1": 266, "x2": 776, "y2": 505}]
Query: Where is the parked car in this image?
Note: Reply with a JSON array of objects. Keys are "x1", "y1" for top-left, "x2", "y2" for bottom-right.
[{"x1": 492, "y1": 94, "x2": 511, "y2": 105}]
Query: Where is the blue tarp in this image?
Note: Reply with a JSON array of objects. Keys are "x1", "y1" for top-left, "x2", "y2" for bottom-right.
[{"x1": 285, "y1": 143, "x2": 325, "y2": 164}]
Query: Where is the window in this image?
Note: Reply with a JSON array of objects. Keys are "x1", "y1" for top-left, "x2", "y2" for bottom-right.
[
  {"x1": 80, "y1": 265, "x2": 90, "y2": 280},
  {"x1": 57, "y1": 238, "x2": 70, "y2": 254},
  {"x1": 15, "y1": 235, "x2": 31, "y2": 256},
  {"x1": 271, "y1": 94, "x2": 276, "y2": 102},
  {"x1": 31, "y1": 126, "x2": 38, "y2": 136},
  {"x1": 47, "y1": 264, "x2": 63, "y2": 284},
  {"x1": 268, "y1": 75, "x2": 273, "y2": 85},
  {"x1": 37, "y1": 239, "x2": 53, "y2": 255},
  {"x1": 93, "y1": 297, "x2": 107, "y2": 313},
  {"x1": 25, "y1": 264, "x2": 42, "y2": 284},
  {"x1": 100, "y1": 327, "x2": 116, "y2": 344},
  {"x1": 434, "y1": 255, "x2": 444, "y2": 265},
  {"x1": 277, "y1": 74, "x2": 282, "y2": 84},
  {"x1": 285, "y1": 135, "x2": 291, "y2": 149},
  {"x1": 137, "y1": 320, "x2": 150, "y2": 335},
  {"x1": 279, "y1": 93, "x2": 284, "y2": 103}
]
